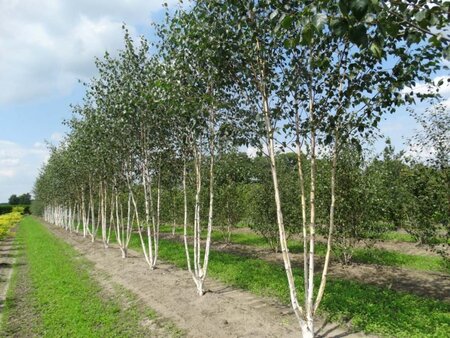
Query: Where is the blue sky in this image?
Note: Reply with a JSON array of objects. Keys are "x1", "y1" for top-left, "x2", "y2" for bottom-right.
[
  {"x1": 0, "y1": 1, "x2": 448, "y2": 203},
  {"x1": 0, "y1": 0, "x2": 179, "y2": 203}
]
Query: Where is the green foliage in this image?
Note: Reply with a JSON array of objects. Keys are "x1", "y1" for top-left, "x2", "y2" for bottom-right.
[
  {"x1": 401, "y1": 163, "x2": 449, "y2": 259},
  {"x1": 8, "y1": 193, "x2": 31, "y2": 205},
  {"x1": 0, "y1": 204, "x2": 13, "y2": 215},
  {"x1": 1, "y1": 217, "x2": 180, "y2": 337},
  {"x1": 404, "y1": 103, "x2": 449, "y2": 260},
  {"x1": 0, "y1": 211, "x2": 22, "y2": 240},
  {"x1": 213, "y1": 152, "x2": 253, "y2": 241}
]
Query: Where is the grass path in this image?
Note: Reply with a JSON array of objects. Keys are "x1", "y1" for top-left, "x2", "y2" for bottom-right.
[{"x1": 1, "y1": 217, "x2": 182, "y2": 338}]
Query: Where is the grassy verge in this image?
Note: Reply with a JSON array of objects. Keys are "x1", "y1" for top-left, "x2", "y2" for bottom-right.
[
  {"x1": 160, "y1": 226, "x2": 449, "y2": 273},
  {"x1": 352, "y1": 248, "x2": 448, "y2": 273},
  {"x1": 380, "y1": 231, "x2": 449, "y2": 245},
  {"x1": 123, "y1": 233, "x2": 449, "y2": 337},
  {"x1": 1, "y1": 217, "x2": 183, "y2": 337},
  {"x1": 380, "y1": 231, "x2": 415, "y2": 242}
]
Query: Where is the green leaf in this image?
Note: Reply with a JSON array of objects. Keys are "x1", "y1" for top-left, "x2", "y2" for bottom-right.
[
  {"x1": 280, "y1": 15, "x2": 293, "y2": 29},
  {"x1": 384, "y1": 22, "x2": 400, "y2": 38},
  {"x1": 301, "y1": 23, "x2": 315, "y2": 45},
  {"x1": 350, "y1": 0, "x2": 369, "y2": 21},
  {"x1": 414, "y1": 10, "x2": 428, "y2": 23},
  {"x1": 349, "y1": 24, "x2": 368, "y2": 46},
  {"x1": 445, "y1": 45, "x2": 450, "y2": 61},
  {"x1": 370, "y1": 42, "x2": 382, "y2": 58},
  {"x1": 313, "y1": 13, "x2": 327, "y2": 30},
  {"x1": 331, "y1": 18, "x2": 349, "y2": 36},
  {"x1": 284, "y1": 37, "x2": 299, "y2": 49}
]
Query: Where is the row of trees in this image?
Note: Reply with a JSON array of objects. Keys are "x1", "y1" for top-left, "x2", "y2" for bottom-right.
[
  {"x1": 8, "y1": 193, "x2": 31, "y2": 205},
  {"x1": 33, "y1": 1, "x2": 448, "y2": 336}
]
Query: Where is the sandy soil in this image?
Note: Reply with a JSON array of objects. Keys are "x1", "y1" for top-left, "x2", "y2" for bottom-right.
[
  {"x1": 46, "y1": 223, "x2": 373, "y2": 338},
  {"x1": 371, "y1": 240, "x2": 443, "y2": 257},
  {"x1": 0, "y1": 234, "x2": 19, "y2": 324}
]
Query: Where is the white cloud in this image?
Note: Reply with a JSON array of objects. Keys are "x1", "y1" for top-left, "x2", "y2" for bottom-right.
[
  {"x1": 0, "y1": 140, "x2": 48, "y2": 202},
  {"x1": 245, "y1": 146, "x2": 258, "y2": 158},
  {"x1": 403, "y1": 75, "x2": 450, "y2": 96},
  {"x1": 0, "y1": 0, "x2": 177, "y2": 104},
  {"x1": 50, "y1": 132, "x2": 64, "y2": 144}
]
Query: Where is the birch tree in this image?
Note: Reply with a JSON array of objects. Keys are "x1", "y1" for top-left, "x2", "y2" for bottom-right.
[
  {"x1": 189, "y1": 0, "x2": 446, "y2": 335},
  {"x1": 160, "y1": 5, "x2": 247, "y2": 295}
]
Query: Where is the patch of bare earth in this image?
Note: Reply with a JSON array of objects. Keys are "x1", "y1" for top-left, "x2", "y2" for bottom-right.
[
  {"x1": 0, "y1": 236, "x2": 17, "y2": 313},
  {"x1": 47, "y1": 223, "x2": 372, "y2": 338}
]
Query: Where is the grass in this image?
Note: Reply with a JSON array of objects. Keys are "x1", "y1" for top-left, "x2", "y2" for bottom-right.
[
  {"x1": 121, "y1": 235, "x2": 450, "y2": 337},
  {"x1": 352, "y1": 248, "x2": 449, "y2": 273},
  {"x1": 1, "y1": 239, "x2": 42, "y2": 337},
  {"x1": 160, "y1": 225, "x2": 449, "y2": 273},
  {"x1": 380, "y1": 231, "x2": 416, "y2": 242},
  {"x1": 380, "y1": 231, "x2": 449, "y2": 245},
  {"x1": 1, "y1": 217, "x2": 183, "y2": 338}
]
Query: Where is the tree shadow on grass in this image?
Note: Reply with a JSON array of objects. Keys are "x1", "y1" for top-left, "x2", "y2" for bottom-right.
[{"x1": 315, "y1": 319, "x2": 363, "y2": 338}]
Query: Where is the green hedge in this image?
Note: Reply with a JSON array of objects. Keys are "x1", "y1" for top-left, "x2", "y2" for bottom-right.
[
  {"x1": 0, "y1": 205, "x2": 13, "y2": 215},
  {"x1": 0, "y1": 205, "x2": 30, "y2": 215}
]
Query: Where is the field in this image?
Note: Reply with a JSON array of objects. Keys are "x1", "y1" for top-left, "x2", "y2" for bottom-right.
[
  {"x1": 1, "y1": 216, "x2": 448, "y2": 337},
  {"x1": 0, "y1": 216, "x2": 182, "y2": 337}
]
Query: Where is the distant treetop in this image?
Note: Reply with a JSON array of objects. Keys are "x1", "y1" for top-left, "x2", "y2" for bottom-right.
[{"x1": 8, "y1": 193, "x2": 32, "y2": 205}]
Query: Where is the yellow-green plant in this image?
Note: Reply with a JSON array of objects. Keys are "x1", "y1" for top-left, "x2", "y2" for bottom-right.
[{"x1": 0, "y1": 211, "x2": 22, "y2": 239}]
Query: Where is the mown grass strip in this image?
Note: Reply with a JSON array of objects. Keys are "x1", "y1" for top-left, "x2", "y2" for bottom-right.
[
  {"x1": 380, "y1": 231, "x2": 450, "y2": 245},
  {"x1": 380, "y1": 231, "x2": 416, "y2": 243},
  {"x1": 160, "y1": 226, "x2": 449, "y2": 273},
  {"x1": 126, "y1": 234, "x2": 450, "y2": 338},
  {"x1": 352, "y1": 247, "x2": 448, "y2": 273},
  {"x1": 1, "y1": 217, "x2": 182, "y2": 338}
]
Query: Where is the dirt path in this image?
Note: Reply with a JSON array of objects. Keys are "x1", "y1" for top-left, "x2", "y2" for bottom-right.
[
  {"x1": 46, "y1": 223, "x2": 373, "y2": 338},
  {"x1": 0, "y1": 234, "x2": 19, "y2": 324},
  {"x1": 165, "y1": 233, "x2": 450, "y2": 302}
]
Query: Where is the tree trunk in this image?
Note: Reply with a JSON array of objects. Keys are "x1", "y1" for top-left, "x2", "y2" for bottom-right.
[
  {"x1": 262, "y1": 91, "x2": 304, "y2": 325},
  {"x1": 255, "y1": 36, "x2": 305, "y2": 330},
  {"x1": 182, "y1": 161, "x2": 192, "y2": 273},
  {"x1": 315, "y1": 136, "x2": 338, "y2": 313},
  {"x1": 295, "y1": 106, "x2": 309, "y2": 301},
  {"x1": 202, "y1": 109, "x2": 216, "y2": 286}
]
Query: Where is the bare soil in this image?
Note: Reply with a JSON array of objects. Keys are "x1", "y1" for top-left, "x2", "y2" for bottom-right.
[
  {"x1": 371, "y1": 240, "x2": 441, "y2": 257},
  {"x1": 47, "y1": 223, "x2": 373, "y2": 338},
  {"x1": 0, "y1": 235, "x2": 19, "y2": 324}
]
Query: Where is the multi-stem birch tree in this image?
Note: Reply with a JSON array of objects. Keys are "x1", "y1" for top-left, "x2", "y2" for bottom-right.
[
  {"x1": 160, "y1": 5, "x2": 246, "y2": 295},
  {"x1": 191, "y1": 0, "x2": 446, "y2": 336}
]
